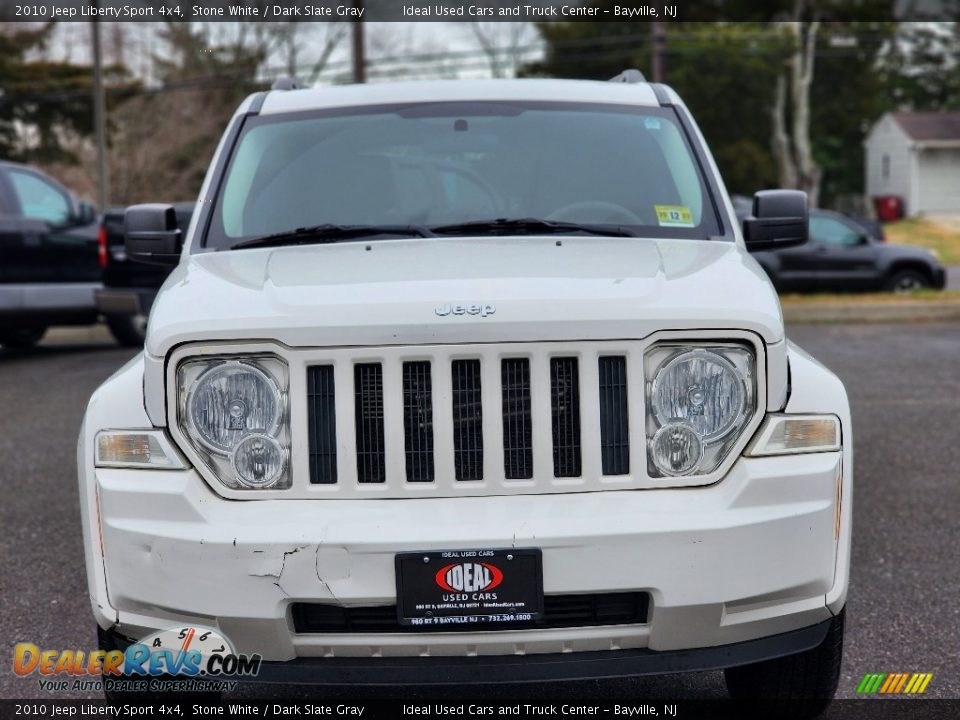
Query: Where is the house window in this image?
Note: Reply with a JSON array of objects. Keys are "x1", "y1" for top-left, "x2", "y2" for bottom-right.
[{"x1": 881, "y1": 154, "x2": 890, "y2": 180}]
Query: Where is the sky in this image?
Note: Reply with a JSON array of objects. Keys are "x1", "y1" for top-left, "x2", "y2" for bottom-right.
[{"x1": 38, "y1": 21, "x2": 544, "y2": 84}]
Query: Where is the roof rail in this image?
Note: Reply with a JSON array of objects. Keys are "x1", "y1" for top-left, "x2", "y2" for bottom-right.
[
  {"x1": 609, "y1": 69, "x2": 646, "y2": 84},
  {"x1": 271, "y1": 76, "x2": 303, "y2": 91}
]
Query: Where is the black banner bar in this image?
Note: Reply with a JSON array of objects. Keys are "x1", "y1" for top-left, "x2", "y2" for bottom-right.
[
  {"x1": 2, "y1": 1, "x2": 957, "y2": 23},
  {"x1": 3, "y1": 699, "x2": 960, "y2": 720}
]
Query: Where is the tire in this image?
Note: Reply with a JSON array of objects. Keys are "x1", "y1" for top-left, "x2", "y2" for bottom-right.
[
  {"x1": 106, "y1": 313, "x2": 148, "y2": 347},
  {"x1": 97, "y1": 625, "x2": 223, "y2": 705},
  {"x1": 885, "y1": 269, "x2": 930, "y2": 293},
  {"x1": 0, "y1": 327, "x2": 47, "y2": 349},
  {"x1": 724, "y1": 609, "x2": 844, "y2": 720}
]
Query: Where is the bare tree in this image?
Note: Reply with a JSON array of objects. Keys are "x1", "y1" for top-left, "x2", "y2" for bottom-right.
[
  {"x1": 361, "y1": 25, "x2": 460, "y2": 82},
  {"x1": 467, "y1": 22, "x2": 537, "y2": 78},
  {"x1": 771, "y1": 4, "x2": 822, "y2": 206},
  {"x1": 272, "y1": 22, "x2": 349, "y2": 84}
]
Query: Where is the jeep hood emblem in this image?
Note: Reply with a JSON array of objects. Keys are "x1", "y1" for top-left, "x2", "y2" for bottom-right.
[{"x1": 435, "y1": 303, "x2": 496, "y2": 318}]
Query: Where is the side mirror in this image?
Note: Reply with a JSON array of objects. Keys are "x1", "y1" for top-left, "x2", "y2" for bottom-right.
[
  {"x1": 125, "y1": 204, "x2": 182, "y2": 266},
  {"x1": 75, "y1": 200, "x2": 97, "y2": 225},
  {"x1": 742, "y1": 190, "x2": 808, "y2": 251}
]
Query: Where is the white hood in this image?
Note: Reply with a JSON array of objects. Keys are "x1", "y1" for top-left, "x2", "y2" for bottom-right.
[{"x1": 145, "y1": 236, "x2": 783, "y2": 357}]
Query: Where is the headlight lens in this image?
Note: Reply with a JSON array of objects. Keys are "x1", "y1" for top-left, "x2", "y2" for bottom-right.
[
  {"x1": 650, "y1": 422, "x2": 703, "y2": 476},
  {"x1": 178, "y1": 356, "x2": 290, "y2": 490},
  {"x1": 231, "y1": 434, "x2": 286, "y2": 487},
  {"x1": 187, "y1": 362, "x2": 281, "y2": 454},
  {"x1": 651, "y1": 350, "x2": 746, "y2": 442},
  {"x1": 646, "y1": 344, "x2": 756, "y2": 478}
]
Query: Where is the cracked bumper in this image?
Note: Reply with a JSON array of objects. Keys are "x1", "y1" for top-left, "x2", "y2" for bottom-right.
[{"x1": 88, "y1": 449, "x2": 843, "y2": 662}]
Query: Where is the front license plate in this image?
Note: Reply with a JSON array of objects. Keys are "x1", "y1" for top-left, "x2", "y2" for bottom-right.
[{"x1": 396, "y1": 549, "x2": 543, "y2": 627}]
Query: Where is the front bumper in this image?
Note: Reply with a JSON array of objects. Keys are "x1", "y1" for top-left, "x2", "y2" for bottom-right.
[
  {"x1": 89, "y1": 449, "x2": 843, "y2": 662},
  {"x1": 933, "y1": 266, "x2": 947, "y2": 290},
  {"x1": 105, "y1": 618, "x2": 833, "y2": 685}
]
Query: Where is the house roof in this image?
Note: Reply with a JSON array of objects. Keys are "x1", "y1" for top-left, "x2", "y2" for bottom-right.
[{"x1": 891, "y1": 111, "x2": 960, "y2": 141}]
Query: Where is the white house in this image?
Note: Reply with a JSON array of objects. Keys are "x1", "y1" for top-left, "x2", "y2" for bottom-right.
[{"x1": 865, "y1": 111, "x2": 960, "y2": 216}]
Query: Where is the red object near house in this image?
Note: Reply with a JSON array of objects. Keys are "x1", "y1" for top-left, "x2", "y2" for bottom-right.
[{"x1": 873, "y1": 195, "x2": 904, "y2": 222}]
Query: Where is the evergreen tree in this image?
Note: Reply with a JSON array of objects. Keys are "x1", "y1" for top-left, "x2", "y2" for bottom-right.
[{"x1": 0, "y1": 23, "x2": 98, "y2": 163}]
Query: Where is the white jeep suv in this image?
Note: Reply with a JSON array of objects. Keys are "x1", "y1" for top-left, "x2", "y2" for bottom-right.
[{"x1": 79, "y1": 74, "x2": 851, "y2": 715}]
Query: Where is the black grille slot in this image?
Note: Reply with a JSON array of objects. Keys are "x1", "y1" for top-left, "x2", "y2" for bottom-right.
[
  {"x1": 501, "y1": 358, "x2": 533, "y2": 479},
  {"x1": 452, "y1": 359, "x2": 483, "y2": 481},
  {"x1": 354, "y1": 363, "x2": 385, "y2": 484},
  {"x1": 402, "y1": 361, "x2": 434, "y2": 483},
  {"x1": 307, "y1": 365, "x2": 337, "y2": 484},
  {"x1": 550, "y1": 357, "x2": 581, "y2": 477},
  {"x1": 598, "y1": 356, "x2": 630, "y2": 475},
  {"x1": 292, "y1": 592, "x2": 649, "y2": 634}
]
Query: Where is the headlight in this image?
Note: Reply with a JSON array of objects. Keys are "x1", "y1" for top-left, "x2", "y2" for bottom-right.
[
  {"x1": 178, "y1": 356, "x2": 290, "y2": 490},
  {"x1": 187, "y1": 362, "x2": 282, "y2": 454},
  {"x1": 231, "y1": 434, "x2": 286, "y2": 487},
  {"x1": 645, "y1": 344, "x2": 756, "y2": 477}
]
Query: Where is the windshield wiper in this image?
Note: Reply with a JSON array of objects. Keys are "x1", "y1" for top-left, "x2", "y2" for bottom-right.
[
  {"x1": 232, "y1": 224, "x2": 435, "y2": 250},
  {"x1": 430, "y1": 218, "x2": 636, "y2": 238}
]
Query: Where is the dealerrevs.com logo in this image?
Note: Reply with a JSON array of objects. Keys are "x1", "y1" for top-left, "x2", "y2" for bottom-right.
[
  {"x1": 436, "y1": 562, "x2": 504, "y2": 594},
  {"x1": 13, "y1": 626, "x2": 261, "y2": 694}
]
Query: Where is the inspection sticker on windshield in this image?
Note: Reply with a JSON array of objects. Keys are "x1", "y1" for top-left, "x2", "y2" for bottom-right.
[{"x1": 655, "y1": 205, "x2": 695, "y2": 227}]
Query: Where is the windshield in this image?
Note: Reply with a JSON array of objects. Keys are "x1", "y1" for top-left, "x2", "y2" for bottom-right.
[{"x1": 205, "y1": 101, "x2": 722, "y2": 249}]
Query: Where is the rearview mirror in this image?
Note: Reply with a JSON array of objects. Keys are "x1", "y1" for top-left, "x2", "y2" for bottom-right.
[
  {"x1": 125, "y1": 204, "x2": 182, "y2": 266},
  {"x1": 742, "y1": 190, "x2": 808, "y2": 251}
]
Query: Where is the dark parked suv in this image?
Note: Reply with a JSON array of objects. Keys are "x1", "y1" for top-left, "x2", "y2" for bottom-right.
[
  {"x1": 738, "y1": 203, "x2": 946, "y2": 293},
  {"x1": 0, "y1": 161, "x2": 99, "y2": 348}
]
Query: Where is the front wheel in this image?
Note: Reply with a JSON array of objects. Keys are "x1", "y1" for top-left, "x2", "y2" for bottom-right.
[
  {"x1": 106, "y1": 313, "x2": 148, "y2": 347},
  {"x1": 885, "y1": 269, "x2": 930, "y2": 293},
  {"x1": 724, "y1": 609, "x2": 844, "y2": 719}
]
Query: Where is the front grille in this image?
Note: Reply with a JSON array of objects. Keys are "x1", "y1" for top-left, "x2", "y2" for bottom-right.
[
  {"x1": 598, "y1": 356, "x2": 630, "y2": 475},
  {"x1": 307, "y1": 365, "x2": 337, "y2": 484},
  {"x1": 354, "y1": 363, "x2": 385, "y2": 484},
  {"x1": 501, "y1": 358, "x2": 533, "y2": 479},
  {"x1": 451, "y1": 359, "x2": 483, "y2": 481},
  {"x1": 292, "y1": 592, "x2": 650, "y2": 634},
  {"x1": 305, "y1": 348, "x2": 638, "y2": 491},
  {"x1": 402, "y1": 361, "x2": 434, "y2": 483},
  {"x1": 550, "y1": 357, "x2": 581, "y2": 477}
]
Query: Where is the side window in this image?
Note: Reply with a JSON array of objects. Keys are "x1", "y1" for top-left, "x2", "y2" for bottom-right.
[
  {"x1": 8, "y1": 170, "x2": 70, "y2": 225},
  {"x1": 810, "y1": 215, "x2": 862, "y2": 246}
]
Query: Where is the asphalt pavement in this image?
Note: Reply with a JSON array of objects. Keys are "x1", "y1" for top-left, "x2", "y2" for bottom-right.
[{"x1": 1, "y1": 323, "x2": 958, "y2": 705}]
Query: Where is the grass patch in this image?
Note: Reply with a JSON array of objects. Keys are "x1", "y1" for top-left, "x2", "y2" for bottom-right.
[
  {"x1": 780, "y1": 290, "x2": 960, "y2": 304},
  {"x1": 884, "y1": 218, "x2": 960, "y2": 265}
]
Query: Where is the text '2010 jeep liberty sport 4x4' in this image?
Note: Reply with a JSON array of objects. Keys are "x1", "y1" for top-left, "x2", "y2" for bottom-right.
[{"x1": 79, "y1": 74, "x2": 851, "y2": 715}]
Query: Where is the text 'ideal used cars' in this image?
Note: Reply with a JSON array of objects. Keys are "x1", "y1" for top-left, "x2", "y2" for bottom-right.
[{"x1": 79, "y1": 74, "x2": 851, "y2": 716}]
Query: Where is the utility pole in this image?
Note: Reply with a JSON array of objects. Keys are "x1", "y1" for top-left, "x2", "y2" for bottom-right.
[
  {"x1": 651, "y1": 22, "x2": 666, "y2": 83},
  {"x1": 91, "y1": 12, "x2": 110, "y2": 209},
  {"x1": 351, "y1": 1, "x2": 366, "y2": 83}
]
